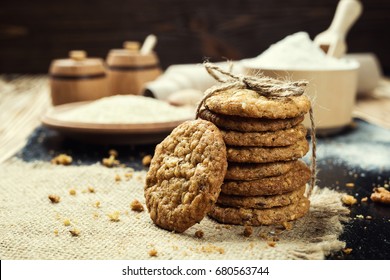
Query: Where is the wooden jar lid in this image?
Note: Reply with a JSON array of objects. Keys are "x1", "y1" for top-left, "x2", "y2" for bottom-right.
[
  {"x1": 50, "y1": 50, "x2": 106, "y2": 77},
  {"x1": 106, "y1": 42, "x2": 159, "y2": 69}
]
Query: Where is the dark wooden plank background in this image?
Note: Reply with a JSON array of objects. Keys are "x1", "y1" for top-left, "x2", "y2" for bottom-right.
[{"x1": 0, "y1": 0, "x2": 389, "y2": 73}]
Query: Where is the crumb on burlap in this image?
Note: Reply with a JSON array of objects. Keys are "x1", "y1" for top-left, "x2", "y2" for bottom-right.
[
  {"x1": 88, "y1": 186, "x2": 95, "y2": 193},
  {"x1": 124, "y1": 171, "x2": 134, "y2": 180},
  {"x1": 130, "y1": 199, "x2": 144, "y2": 212},
  {"x1": 195, "y1": 230, "x2": 204, "y2": 239},
  {"x1": 243, "y1": 225, "x2": 253, "y2": 237},
  {"x1": 341, "y1": 194, "x2": 357, "y2": 206},
  {"x1": 361, "y1": 197, "x2": 368, "y2": 202},
  {"x1": 48, "y1": 194, "x2": 60, "y2": 203},
  {"x1": 69, "y1": 228, "x2": 80, "y2": 237},
  {"x1": 51, "y1": 154, "x2": 72, "y2": 165},
  {"x1": 148, "y1": 249, "x2": 158, "y2": 257},
  {"x1": 197, "y1": 244, "x2": 225, "y2": 254},
  {"x1": 142, "y1": 155, "x2": 152, "y2": 166},
  {"x1": 94, "y1": 201, "x2": 101, "y2": 208},
  {"x1": 343, "y1": 248, "x2": 353, "y2": 255},
  {"x1": 267, "y1": 241, "x2": 276, "y2": 247},
  {"x1": 345, "y1": 183, "x2": 355, "y2": 188},
  {"x1": 108, "y1": 211, "x2": 120, "y2": 222},
  {"x1": 115, "y1": 174, "x2": 121, "y2": 182},
  {"x1": 102, "y1": 155, "x2": 120, "y2": 168},
  {"x1": 63, "y1": 219, "x2": 71, "y2": 226},
  {"x1": 54, "y1": 229, "x2": 59, "y2": 236},
  {"x1": 69, "y1": 189, "x2": 76, "y2": 196},
  {"x1": 109, "y1": 149, "x2": 118, "y2": 158},
  {"x1": 282, "y1": 221, "x2": 293, "y2": 230},
  {"x1": 93, "y1": 212, "x2": 99, "y2": 219},
  {"x1": 370, "y1": 187, "x2": 390, "y2": 204}
]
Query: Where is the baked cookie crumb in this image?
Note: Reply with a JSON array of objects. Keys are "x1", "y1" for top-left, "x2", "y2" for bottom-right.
[
  {"x1": 94, "y1": 201, "x2": 101, "y2": 208},
  {"x1": 109, "y1": 149, "x2": 118, "y2": 157},
  {"x1": 361, "y1": 197, "x2": 368, "y2": 202},
  {"x1": 88, "y1": 186, "x2": 95, "y2": 193},
  {"x1": 370, "y1": 187, "x2": 390, "y2": 204},
  {"x1": 102, "y1": 155, "x2": 120, "y2": 168},
  {"x1": 69, "y1": 189, "x2": 76, "y2": 196},
  {"x1": 54, "y1": 229, "x2": 59, "y2": 236},
  {"x1": 48, "y1": 194, "x2": 60, "y2": 203},
  {"x1": 345, "y1": 183, "x2": 355, "y2": 188},
  {"x1": 282, "y1": 221, "x2": 293, "y2": 230},
  {"x1": 69, "y1": 228, "x2": 80, "y2": 237},
  {"x1": 142, "y1": 155, "x2": 152, "y2": 166},
  {"x1": 108, "y1": 211, "x2": 120, "y2": 222},
  {"x1": 341, "y1": 195, "x2": 357, "y2": 206},
  {"x1": 195, "y1": 230, "x2": 204, "y2": 239},
  {"x1": 343, "y1": 248, "x2": 353, "y2": 255},
  {"x1": 148, "y1": 249, "x2": 158, "y2": 257},
  {"x1": 114, "y1": 174, "x2": 121, "y2": 182},
  {"x1": 267, "y1": 241, "x2": 276, "y2": 247},
  {"x1": 51, "y1": 154, "x2": 72, "y2": 165},
  {"x1": 243, "y1": 225, "x2": 253, "y2": 237},
  {"x1": 130, "y1": 200, "x2": 144, "y2": 212},
  {"x1": 63, "y1": 219, "x2": 71, "y2": 226}
]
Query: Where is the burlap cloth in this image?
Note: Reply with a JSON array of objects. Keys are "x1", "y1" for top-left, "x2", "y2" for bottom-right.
[{"x1": 0, "y1": 159, "x2": 349, "y2": 260}]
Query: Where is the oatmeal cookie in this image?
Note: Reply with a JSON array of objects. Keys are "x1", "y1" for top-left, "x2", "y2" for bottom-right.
[
  {"x1": 225, "y1": 160, "x2": 296, "y2": 181},
  {"x1": 227, "y1": 138, "x2": 309, "y2": 163},
  {"x1": 217, "y1": 185, "x2": 306, "y2": 209},
  {"x1": 144, "y1": 120, "x2": 227, "y2": 233},
  {"x1": 209, "y1": 197, "x2": 310, "y2": 226},
  {"x1": 221, "y1": 124, "x2": 307, "y2": 147},
  {"x1": 204, "y1": 88, "x2": 310, "y2": 119},
  {"x1": 198, "y1": 108, "x2": 304, "y2": 132},
  {"x1": 221, "y1": 161, "x2": 310, "y2": 196}
]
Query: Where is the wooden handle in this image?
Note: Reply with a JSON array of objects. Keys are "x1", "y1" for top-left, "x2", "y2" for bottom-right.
[
  {"x1": 140, "y1": 34, "x2": 157, "y2": 55},
  {"x1": 123, "y1": 41, "x2": 140, "y2": 51},
  {"x1": 329, "y1": 0, "x2": 362, "y2": 36},
  {"x1": 69, "y1": 50, "x2": 87, "y2": 61}
]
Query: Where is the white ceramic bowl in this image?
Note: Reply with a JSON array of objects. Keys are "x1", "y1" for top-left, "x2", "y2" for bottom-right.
[{"x1": 243, "y1": 60, "x2": 359, "y2": 135}]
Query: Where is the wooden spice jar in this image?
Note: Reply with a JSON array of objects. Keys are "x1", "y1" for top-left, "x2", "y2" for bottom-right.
[
  {"x1": 49, "y1": 50, "x2": 109, "y2": 105},
  {"x1": 106, "y1": 41, "x2": 162, "y2": 95}
]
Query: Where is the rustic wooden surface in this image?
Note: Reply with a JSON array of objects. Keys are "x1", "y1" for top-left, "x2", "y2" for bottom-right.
[{"x1": 0, "y1": 0, "x2": 389, "y2": 73}]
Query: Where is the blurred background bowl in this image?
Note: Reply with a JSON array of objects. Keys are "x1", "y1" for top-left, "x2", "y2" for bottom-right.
[{"x1": 243, "y1": 60, "x2": 359, "y2": 135}]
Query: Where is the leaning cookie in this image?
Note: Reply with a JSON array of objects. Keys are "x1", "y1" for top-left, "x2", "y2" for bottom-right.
[
  {"x1": 225, "y1": 160, "x2": 296, "y2": 181},
  {"x1": 217, "y1": 185, "x2": 306, "y2": 209},
  {"x1": 209, "y1": 197, "x2": 310, "y2": 226},
  {"x1": 144, "y1": 119, "x2": 227, "y2": 233},
  {"x1": 198, "y1": 108, "x2": 305, "y2": 132},
  {"x1": 227, "y1": 138, "x2": 309, "y2": 163},
  {"x1": 221, "y1": 161, "x2": 311, "y2": 196},
  {"x1": 221, "y1": 124, "x2": 307, "y2": 147},
  {"x1": 204, "y1": 88, "x2": 311, "y2": 119}
]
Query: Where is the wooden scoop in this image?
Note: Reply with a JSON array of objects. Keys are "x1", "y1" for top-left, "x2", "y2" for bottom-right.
[{"x1": 314, "y1": 0, "x2": 362, "y2": 58}]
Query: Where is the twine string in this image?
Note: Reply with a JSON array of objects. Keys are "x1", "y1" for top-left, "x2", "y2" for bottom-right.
[{"x1": 197, "y1": 62, "x2": 317, "y2": 197}]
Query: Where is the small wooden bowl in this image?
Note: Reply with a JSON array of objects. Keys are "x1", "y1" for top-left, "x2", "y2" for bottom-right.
[
  {"x1": 49, "y1": 50, "x2": 109, "y2": 106},
  {"x1": 106, "y1": 42, "x2": 162, "y2": 95}
]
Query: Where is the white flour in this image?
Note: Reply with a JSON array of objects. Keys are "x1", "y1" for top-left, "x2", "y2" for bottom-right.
[
  {"x1": 243, "y1": 32, "x2": 356, "y2": 70},
  {"x1": 58, "y1": 95, "x2": 194, "y2": 124},
  {"x1": 307, "y1": 122, "x2": 390, "y2": 172}
]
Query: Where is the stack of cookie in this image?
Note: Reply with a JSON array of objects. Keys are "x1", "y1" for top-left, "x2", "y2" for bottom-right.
[{"x1": 199, "y1": 88, "x2": 312, "y2": 226}]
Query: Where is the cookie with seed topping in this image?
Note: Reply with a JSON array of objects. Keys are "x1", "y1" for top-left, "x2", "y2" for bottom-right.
[
  {"x1": 199, "y1": 108, "x2": 305, "y2": 132},
  {"x1": 221, "y1": 124, "x2": 307, "y2": 147},
  {"x1": 225, "y1": 160, "x2": 296, "y2": 181},
  {"x1": 221, "y1": 161, "x2": 310, "y2": 196},
  {"x1": 144, "y1": 119, "x2": 227, "y2": 233},
  {"x1": 227, "y1": 138, "x2": 309, "y2": 163},
  {"x1": 204, "y1": 88, "x2": 310, "y2": 119},
  {"x1": 209, "y1": 197, "x2": 310, "y2": 226}
]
